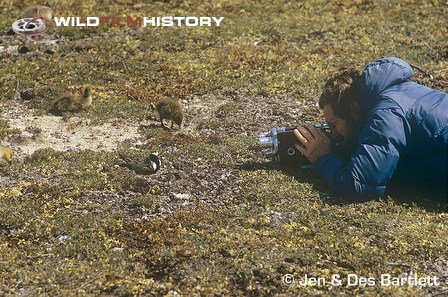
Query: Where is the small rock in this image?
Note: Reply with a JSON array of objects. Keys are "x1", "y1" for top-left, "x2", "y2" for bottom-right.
[
  {"x1": 174, "y1": 193, "x2": 190, "y2": 200},
  {"x1": 44, "y1": 49, "x2": 56, "y2": 55},
  {"x1": 6, "y1": 28, "x2": 16, "y2": 35},
  {"x1": 18, "y1": 46, "x2": 29, "y2": 54},
  {"x1": 176, "y1": 249, "x2": 192, "y2": 258},
  {"x1": 58, "y1": 235, "x2": 69, "y2": 243}
]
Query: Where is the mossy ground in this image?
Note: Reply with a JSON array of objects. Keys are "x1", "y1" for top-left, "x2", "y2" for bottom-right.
[{"x1": 0, "y1": 0, "x2": 447, "y2": 296}]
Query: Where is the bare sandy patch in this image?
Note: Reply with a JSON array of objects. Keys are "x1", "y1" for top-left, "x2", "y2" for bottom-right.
[{"x1": 1, "y1": 101, "x2": 145, "y2": 159}]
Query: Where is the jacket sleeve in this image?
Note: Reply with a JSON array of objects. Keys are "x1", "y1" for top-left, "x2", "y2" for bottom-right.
[{"x1": 315, "y1": 104, "x2": 408, "y2": 201}]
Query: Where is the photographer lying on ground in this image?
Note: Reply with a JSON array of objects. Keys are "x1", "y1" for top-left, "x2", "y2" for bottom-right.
[{"x1": 294, "y1": 57, "x2": 447, "y2": 202}]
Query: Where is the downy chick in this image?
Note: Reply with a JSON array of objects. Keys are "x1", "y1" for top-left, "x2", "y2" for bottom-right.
[
  {"x1": 154, "y1": 98, "x2": 184, "y2": 129},
  {"x1": 50, "y1": 86, "x2": 93, "y2": 115},
  {"x1": 0, "y1": 146, "x2": 13, "y2": 164},
  {"x1": 21, "y1": 6, "x2": 54, "y2": 22}
]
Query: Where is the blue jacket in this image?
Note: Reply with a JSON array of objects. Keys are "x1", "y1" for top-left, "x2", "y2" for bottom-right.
[{"x1": 315, "y1": 57, "x2": 448, "y2": 201}]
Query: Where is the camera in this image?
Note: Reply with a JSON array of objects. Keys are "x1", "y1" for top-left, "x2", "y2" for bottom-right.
[{"x1": 259, "y1": 124, "x2": 330, "y2": 166}]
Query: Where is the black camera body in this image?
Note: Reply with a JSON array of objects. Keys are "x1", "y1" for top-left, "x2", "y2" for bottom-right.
[{"x1": 259, "y1": 124, "x2": 330, "y2": 166}]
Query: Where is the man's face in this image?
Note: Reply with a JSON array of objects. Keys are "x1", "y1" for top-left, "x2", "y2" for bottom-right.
[{"x1": 323, "y1": 104, "x2": 354, "y2": 140}]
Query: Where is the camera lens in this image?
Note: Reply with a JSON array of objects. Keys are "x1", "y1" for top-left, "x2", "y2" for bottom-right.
[
  {"x1": 259, "y1": 136, "x2": 273, "y2": 148},
  {"x1": 259, "y1": 128, "x2": 279, "y2": 157}
]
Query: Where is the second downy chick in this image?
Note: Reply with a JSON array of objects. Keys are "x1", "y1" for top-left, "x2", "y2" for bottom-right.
[
  {"x1": 50, "y1": 86, "x2": 93, "y2": 115},
  {"x1": 21, "y1": 6, "x2": 54, "y2": 22},
  {"x1": 154, "y1": 98, "x2": 184, "y2": 129}
]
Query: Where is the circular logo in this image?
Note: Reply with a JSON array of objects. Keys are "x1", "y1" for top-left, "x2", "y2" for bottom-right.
[
  {"x1": 12, "y1": 6, "x2": 58, "y2": 44},
  {"x1": 12, "y1": 18, "x2": 47, "y2": 35}
]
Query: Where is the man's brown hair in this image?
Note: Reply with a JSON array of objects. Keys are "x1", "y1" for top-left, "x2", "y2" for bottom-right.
[{"x1": 319, "y1": 67, "x2": 363, "y2": 121}]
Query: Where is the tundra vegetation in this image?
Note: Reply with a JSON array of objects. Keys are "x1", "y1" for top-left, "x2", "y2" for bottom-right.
[{"x1": 0, "y1": 0, "x2": 447, "y2": 296}]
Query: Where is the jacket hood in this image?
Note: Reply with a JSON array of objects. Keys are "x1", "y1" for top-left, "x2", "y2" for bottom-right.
[{"x1": 361, "y1": 57, "x2": 414, "y2": 113}]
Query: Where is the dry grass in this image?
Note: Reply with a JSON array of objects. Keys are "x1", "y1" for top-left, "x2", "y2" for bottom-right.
[{"x1": 0, "y1": 0, "x2": 447, "y2": 296}]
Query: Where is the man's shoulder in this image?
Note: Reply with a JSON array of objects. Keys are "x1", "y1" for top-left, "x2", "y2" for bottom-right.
[
  {"x1": 372, "y1": 81, "x2": 446, "y2": 115},
  {"x1": 367, "y1": 95, "x2": 405, "y2": 116}
]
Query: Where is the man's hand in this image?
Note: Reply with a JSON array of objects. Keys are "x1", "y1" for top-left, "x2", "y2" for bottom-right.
[{"x1": 293, "y1": 125, "x2": 332, "y2": 164}]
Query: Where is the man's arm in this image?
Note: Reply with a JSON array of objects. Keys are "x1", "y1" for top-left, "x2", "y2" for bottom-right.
[{"x1": 315, "y1": 107, "x2": 408, "y2": 201}]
